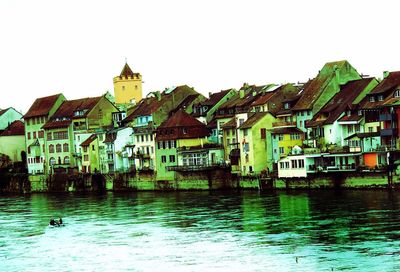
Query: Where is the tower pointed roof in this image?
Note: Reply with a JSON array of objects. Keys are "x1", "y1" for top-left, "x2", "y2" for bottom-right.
[{"x1": 120, "y1": 63, "x2": 135, "y2": 77}]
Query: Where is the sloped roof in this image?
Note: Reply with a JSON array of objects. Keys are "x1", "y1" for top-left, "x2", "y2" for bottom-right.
[
  {"x1": 124, "y1": 85, "x2": 197, "y2": 122},
  {"x1": 156, "y1": 110, "x2": 210, "y2": 140},
  {"x1": 344, "y1": 132, "x2": 380, "y2": 140},
  {"x1": 52, "y1": 97, "x2": 101, "y2": 119},
  {"x1": 42, "y1": 120, "x2": 72, "y2": 129},
  {"x1": 309, "y1": 78, "x2": 375, "y2": 125},
  {"x1": 221, "y1": 118, "x2": 236, "y2": 129},
  {"x1": 202, "y1": 89, "x2": 232, "y2": 106},
  {"x1": 370, "y1": 71, "x2": 400, "y2": 94},
  {"x1": 292, "y1": 60, "x2": 355, "y2": 111},
  {"x1": 251, "y1": 92, "x2": 276, "y2": 107},
  {"x1": 0, "y1": 108, "x2": 9, "y2": 117},
  {"x1": 81, "y1": 134, "x2": 97, "y2": 146},
  {"x1": 338, "y1": 114, "x2": 362, "y2": 123},
  {"x1": 24, "y1": 94, "x2": 64, "y2": 118},
  {"x1": 0, "y1": 120, "x2": 24, "y2": 136},
  {"x1": 238, "y1": 112, "x2": 267, "y2": 129},
  {"x1": 119, "y1": 63, "x2": 140, "y2": 78},
  {"x1": 270, "y1": 127, "x2": 304, "y2": 134}
]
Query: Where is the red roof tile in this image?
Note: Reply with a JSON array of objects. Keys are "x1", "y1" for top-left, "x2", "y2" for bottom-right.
[
  {"x1": 0, "y1": 120, "x2": 25, "y2": 136},
  {"x1": 42, "y1": 120, "x2": 72, "y2": 129},
  {"x1": 238, "y1": 112, "x2": 268, "y2": 129},
  {"x1": 81, "y1": 134, "x2": 97, "y2": 146},
  {"x1": 370, "y1": 71, "x2": 400, "y2": 94},
  {"x1": 156, "y1": 110, "x2": 210, "y2": 140},
  {"x1": 24, "y1": 94, "x2": 64, "y2": 118}
]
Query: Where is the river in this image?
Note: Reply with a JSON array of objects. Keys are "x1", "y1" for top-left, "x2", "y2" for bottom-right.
[{"x1": 1, "y1": 190, "x2": 400, "y2": 271}]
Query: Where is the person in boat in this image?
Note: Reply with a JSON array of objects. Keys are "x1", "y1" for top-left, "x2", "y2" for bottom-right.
[
  {"x1": 49, "y1": 218, "x2": 57, "y2": 226},
  {"x1": 58, "y1": 217, "x2": 63, "y2": 225}
]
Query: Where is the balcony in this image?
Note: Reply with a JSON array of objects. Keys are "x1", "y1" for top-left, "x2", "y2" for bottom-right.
[
  {"x1": 379, "y1": 114, "x2": 396, "y2": 121},
  {"x1": 365, "y1": 145, "x2": 397, "y2": 152},
  {"x1": 272, "y1": 121, "x2": 296, "y2": 128},
  {"x1": 166, "y1": 163, "x2": 230, "y2": 172},
  {"x1": 380, "y1": 128, "x2": 397, "y2": 137}
]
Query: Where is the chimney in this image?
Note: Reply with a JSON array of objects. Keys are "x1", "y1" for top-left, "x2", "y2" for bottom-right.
[
  {"x1": 239, "y1": 89, "x2": 245, "y2": 99},
  {"x1": 383, "y1": 71, "x2": 390, "y2": 79}
]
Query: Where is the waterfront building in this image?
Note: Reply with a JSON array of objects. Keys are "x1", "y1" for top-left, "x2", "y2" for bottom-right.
[
  {"x1": 237, "y1": 112, "x2": 276, "y2": 175},
  {"x1": 42, "y1": 95, "x2": 118, "y2": 174},
  {"x1": 155, "y1": 110, "x2": 212, "y2": 180},
  {"x1": 113, "y1": 63, "x2": 143, "y2": 107},
  {"x1": 0, "y1": 107, "x2": 23, "y2": 130},
  {"x1": 103, "y1": 127, "x2": 134, "y2": 173},
  {"x1": 292, "y1": 60, "x2": 361, "y2": 140},
  {"x1": 123, "y1": 85, "x2": 204, "y2": 171},
  {"x1": 192, "y1": 89, "x2": 237, "y2": 124},
  {"x1": 0, "y1": 120, "x2": 26, "y2": 163},
  {"x1": 80, "y1": 134, "x2": 100, "y2": 173},
  {"x1": 24, "y1": 93, "x2": 66, "y2": 174}
]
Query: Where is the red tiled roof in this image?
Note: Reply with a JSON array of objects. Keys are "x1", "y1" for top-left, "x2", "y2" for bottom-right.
[
  {"x1": 24, "y1": 94, "x2": 64, "y2": 118},
  {"x1": 119, "y1": 63, "x2": 140, "y2": 78},
  {"x1": 53, "y1": 97, "x2": 101, "y2": 119},
  {"x1": 370, "y1": 71, "x2": 400, "y2": 94},
  {"x1": 251, "y1": 92, "x2": 276, "y2": 107},
  {"x1": 202, "y1": 89, "x2": 232, "y2": 106},
  {"x1": 309, "y1": 78, "x2": 375, "y2": 125},
  {"x1": 221, "y1": 118, "x2": 236, "y2": 129},
  {"x1": 156, "y1": 110, "x2": 210, "y2": 140},
  {"x1": 270, "y1": 127, "x2": 304, "y2": 135},
  {"x1": 0, "y1": 120, "x2": 25, "y2": 136},
  {"x1": 238, "y1": 112, "x2": 268, "y2": 129},
  {"x1": 42, "y1": 120, "x2": 72, "y2": 129},
  {"x1": 338, "y1": 114, "x2": 362, "y2": 122},
  {"x1": 81, "y1": 134, "x2": 97, "y2": 146}
]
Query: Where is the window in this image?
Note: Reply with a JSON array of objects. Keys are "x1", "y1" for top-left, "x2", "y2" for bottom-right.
[
  {"x1": 84, "y1": 155, "x2": 89, "y2": 161},
  {"x1": 243, "y1": 129, "x2": 248, "y2": 137},
  {"x1": 280, "y1": 162, "x2": 285, "y2": 169},
  {"x1": 291, "y1": 160, "x2": 298, "y2": 169},
  {"x1": 63, "y1": 143, "x2": 69, "y2": 152},
  {"x1": 227, "y1": 130, "x2": 230, "y2": 136},
  {"x1": 395, "y1": 89, "x2": 400, "y2": 98},
  {"x1": 285, "y1": 161, "x2": 289, "y2": 168},
  {"x1": 157, "y1": 142, "x2": 161, "y2": 149},
  {"x1": 33, "y1": 132, "x2": 37, "y2": 139},
  {"x1": 368, "y1": 127, "x2": 373, "y2": 132},
  {"x1": 32, "y1": 118, "x2": 36, "y2": 125},
  {"x1": 161, "y1": 155, "x2": 167, "y2": 163},
  {"x1": 83, "y1": 146, "x2": 88, "y2": 152},
  {"x1": 38, "y1": 131, "x2": 44, "y2": 138},
  {"x1": 284, "y1": 103, "x2": 290, "y2": 110},
  {"x1": 56, "y1": 144, "x2": 62, "y2": 153},
  {"x1": 170, "y1": 140, "x2": 176, "y2": 148},
  {"x1": 290, "y1": 133, "x2": 300, "y2": 140},
  {"x1": 122, "y1": 86, "x2": 125, "y2": 90},
  {"x1": 279, "y1": 147, "x2": 285, "y2": 154},
  {"x1": 27, "y1": 119, "x2": 30, "y2": 126},
  {"x1": 243, "y1": 143, "x2": 249, "y2": 152},
  {"x1": 378, "y1": 95, "x2": 384, "y2": 101},
  {"x1": 249, "y1": 166, "x2": 253, "y2": 172},
  {"x1": 49, "y1": 144, "x2": 54, "y2": 153},
  {"x1": 298, "y1": 159, "x2": 305, "y2": 168},
  {"x1": 369, "y1": 96, "x2": 375, "y2": 102},
  {"x1": 348, "y1": 125, "x2": 354, "y2": 134},
  {"x1": 260, "y1": 128, "x2": 266, "y2": 139},
  {"x1": 358, "y1": 110, "x2": 363, "y2": 116},
  {"x1": 141, "y1": 135, "x2": 144, "y2": 142},
  {"x1": 278, "y1": 134, "x2": 284, "y2": 141},
  {"x1": 182, "y1": 128, "x2": 187, "y2": 134},
  {"x1": 300, "y1": 120, "x2": 303, "y2": 127},
  {"x1": 28, "y1": 146, "x2": 31, "y2": 154},
  {"x1": 169, "y1": 155, "x2": 175, "y2": 163},
  {"x1": 27, "y1": 132, "x2": 31, "y2": 140},
  {"x1": 49, "y1": 157, "x2": 55, "y2": 165},
  {"x1": 239, "y1": 119, "x2": 244, "y2": 126},
  {"x1": 64, "y1": 156, "x2": 70, "y2": 164},
  {"x1": 182, "y1": 153, "x2": 207, "y2": 166}
]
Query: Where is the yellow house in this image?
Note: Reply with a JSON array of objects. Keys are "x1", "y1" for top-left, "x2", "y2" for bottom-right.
[
  {"x1": 271, "y1": 127, "x2": 304, "y2": 163},
  {"x1": 80, "y1": 134, "x2": 100, "y2": 173},
  {"x1": 238, "y1": 112, "x2": 276, "y2": 175},
  {"x1": 113, "y1": 63, "x2": 142, "y2": 106}
]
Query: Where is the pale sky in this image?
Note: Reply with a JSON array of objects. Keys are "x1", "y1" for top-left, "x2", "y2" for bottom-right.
[{"x1": 1, "y1": 0, "x2": 400, "y2": 114}]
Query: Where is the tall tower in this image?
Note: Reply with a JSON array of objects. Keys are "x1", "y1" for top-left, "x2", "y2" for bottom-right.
[{"x1": 113, "y1": 63, "x2": 143, "y2": 105}]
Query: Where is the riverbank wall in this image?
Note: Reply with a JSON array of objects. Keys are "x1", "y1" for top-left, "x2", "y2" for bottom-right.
[{"x1": 0, "y1": 170, "x2": 397, "y2": 193}]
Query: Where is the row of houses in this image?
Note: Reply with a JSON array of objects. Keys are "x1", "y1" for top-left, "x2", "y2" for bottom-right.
[{"x1": 2, "y1": 61, "x2": 400, "y2": 181}]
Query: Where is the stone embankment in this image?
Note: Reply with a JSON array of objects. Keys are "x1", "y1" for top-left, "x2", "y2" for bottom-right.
[{"x1": 0, "y1": 170, "x2": 396, "y2": 193}]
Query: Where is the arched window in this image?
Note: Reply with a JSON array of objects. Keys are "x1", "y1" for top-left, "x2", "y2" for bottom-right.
[
  {"x1": 56, "y1": 144, "x2": 62, "y2": 152},
  {"x1": 64, "y1": 156, "x2": 70, "y2": 164},
  {"x1": 49, "y1": 145, "x2": 54, "y2": 153},
  {"x1": 63, "y1": 143, "x2": 69, "y2": 152},
  {"x1": 49, "y1": 157, "x2": 55, "y2": 165}
]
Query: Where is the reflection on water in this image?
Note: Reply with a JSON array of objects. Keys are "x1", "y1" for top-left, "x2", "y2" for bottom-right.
[{"x1": 1, "y1": 191, "x2": 400, "y2": 271}]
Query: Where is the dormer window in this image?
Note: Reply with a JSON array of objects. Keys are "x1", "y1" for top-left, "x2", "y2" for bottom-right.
[
  {"x1": 394, "y1": 89, "x2": 400, "y2": 98},
  {"x1": 378, "y1": 95, "x2": 384, "y2": 101},
  {"x1": 369, "y1": 96, "x2": 375, "y2": 103},
  {"x1": 347, "y1": 110, "x2": 351, "y2": 116},
  {"x1": 284, "y1": 103, "x2": 290, "y2": 110},
  {"x1": 73, "y1": 110, "x2": 86, "y2": 117},
  {"x1": 358, "y1": 110, "x2": 363, "y2": 116}
]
